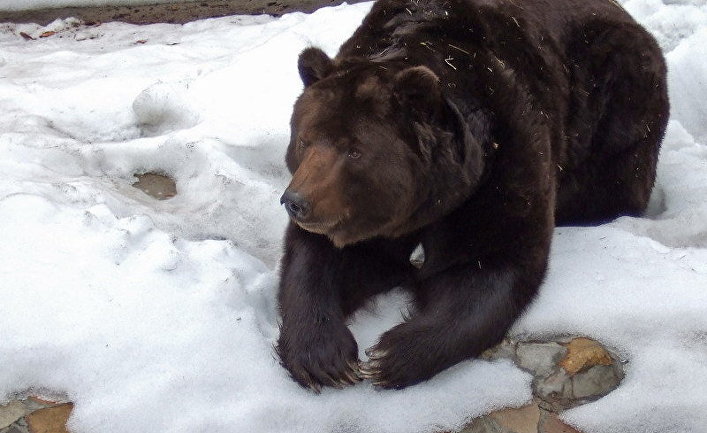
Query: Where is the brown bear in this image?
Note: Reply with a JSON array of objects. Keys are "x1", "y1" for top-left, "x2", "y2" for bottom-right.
[{"x1": 276, "y1": 0, "x2": 669, "y2": 390}]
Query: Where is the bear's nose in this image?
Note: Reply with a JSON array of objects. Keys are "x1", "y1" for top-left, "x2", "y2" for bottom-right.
[{"x1": 280, "y1": 190, "x2": 311, "y2": 221}]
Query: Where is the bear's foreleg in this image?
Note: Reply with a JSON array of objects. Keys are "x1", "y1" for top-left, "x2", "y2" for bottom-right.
[
  {"x1": 360, "y1": 258, "x2": 544, "y2": 389},
  {"x1": 276, "y1": 223, "x2": 361, "y2": 391},
  {"x1": 277, "y1": 223, "x2": 416, "y2": 391}
]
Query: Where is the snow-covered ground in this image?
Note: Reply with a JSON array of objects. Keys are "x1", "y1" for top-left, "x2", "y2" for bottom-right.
[{"x1": 0, "y1": 1, "x2": 705, "y2": 432}]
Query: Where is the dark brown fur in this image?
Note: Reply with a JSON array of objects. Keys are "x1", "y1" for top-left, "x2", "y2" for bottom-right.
[{"x1": 277, "y1": 0, "x2": 669, "y2": 390}]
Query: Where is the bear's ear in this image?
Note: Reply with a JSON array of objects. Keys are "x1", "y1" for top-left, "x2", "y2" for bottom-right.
[
  {"x1": 298, "y1": 47, "x2": 334, "y2": 87},
  {"x1": 393, "y1": 66, "x2": 442, "y2": 115}
]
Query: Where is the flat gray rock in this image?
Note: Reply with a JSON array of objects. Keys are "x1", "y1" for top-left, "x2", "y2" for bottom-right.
[{"x1": 516, "y1": 342, "x2": 567, "y2": 378}]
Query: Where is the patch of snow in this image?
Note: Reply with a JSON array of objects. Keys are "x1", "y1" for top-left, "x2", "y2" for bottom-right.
[
  {"x1": 0, "y1": 1, "x2": 705, "y2": 433},
  {"x1": 666, "y1": 29, "x2": 707, "y2": 143}
]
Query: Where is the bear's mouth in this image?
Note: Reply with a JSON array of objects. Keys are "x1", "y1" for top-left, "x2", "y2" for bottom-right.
[
  {"x1": 295, "y1": 218, "x2": 343, "y2": 236},
  {"x1": 294, "y1": 207, "x2": 352, "y2": 238},
  {"x1": 297, "y1": 217, "x2": 363, "y2": 248}
]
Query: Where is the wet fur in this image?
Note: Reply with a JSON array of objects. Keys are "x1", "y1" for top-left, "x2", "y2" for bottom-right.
[{"x1": 277, "y1": 0, "x2": 669, "y2": 390}]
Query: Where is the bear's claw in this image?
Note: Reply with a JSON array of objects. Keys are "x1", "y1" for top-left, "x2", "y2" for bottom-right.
[
  {"x1": 344, "y1": 368, "x2": 361, "y2": 384},
  {"x1": 364, "y1": 347, "x2": 388, "y2": 361},
  {"x1": 307, "y1": 379, "x2": 322, "y2": 394},
  {"x1": 357, "y1": 359, "x2": 382, "y2": 380},
  {"x1": 325, "y1": 374, "x2": 344, "y2": 389},
  {"x1": 358, "y1": 322, "x2": 449, "y2": 389},
  {"x1": 277, "y1": 317, "x2": 362, "y2": 391}
]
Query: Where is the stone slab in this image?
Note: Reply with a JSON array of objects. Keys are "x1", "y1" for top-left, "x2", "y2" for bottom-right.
[
  {"x1": 489, "y1": 403, "x2": 541, "y2": 433},
  {"x1": 459, "y1": 416, "x2": 509, "y2": 433},
  {"x1": 560, "y1": 338, "x2": 613, "y2": 375},
  {"x1": 516, "y1": 342, "x2": 567, "y2": 378},
  {"x1": 0, "y1": 402, "x2": 29, "y2": 429},
  {"x1": 25, "y1": 404, "x2": 73, "y2": 433},
  {"x1": 538, "y1": 412, "x2": 583, "y2": 433}
]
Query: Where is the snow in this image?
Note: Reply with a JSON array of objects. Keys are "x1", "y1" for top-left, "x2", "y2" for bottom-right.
[{"x1": 0, "y1": 1, "x2": 705, "y2": 433}]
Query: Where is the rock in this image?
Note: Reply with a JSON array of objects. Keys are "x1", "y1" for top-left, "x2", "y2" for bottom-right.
[
  {"x1": 2, "y1": 422, "x2": 31, "y2": 433},
  {"x1": 571, "y1": 364, "x2": 623, "y2": 401},
  {"x1": 25, "y1": 403, "x2": 73, "y2": 433},
  {"x1": 481, "y1": 338, "x2": 517, "y2": 362},
  {"x1": 533, "y1": 369, "x2": 575, "y2": 412},
  {"x1": 459, "y1": 416, "x2": 510, "y2": 433},
  {"x1": 488, "y1": 403, "x2": 541, "y2": 433},
  {"x1": 132, "y1": 172, "x2": 177, "y2": 200},
  {"x1": 534, "y1": 360, "x2": 623, "y2": 410},
  {"x1": 0, "y1": 401, "x2": 29, "y2": 429},
  {"x1": 25, "y1": 398, "x2": 57, "y2": 412},
  {"x1": 469, "y1": 337, "x2": 623, "y2": 432},
  {"x1": 538, "y1": 411, "x2": 583, "y2": 433},
  {"x1": 559, "y1": 338, "x2": 613, "y2": 375},
  {"x1": 524, "y1": 337, "x2": 624, "y2": 410},
  {"x1": 516, "y1": 342, "x2": 567, "y2": 378}
]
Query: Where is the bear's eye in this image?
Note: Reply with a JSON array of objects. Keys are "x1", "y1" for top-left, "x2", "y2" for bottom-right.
[
  {"x1": 297, "y1": 137, "x2": 307, "y2": 149},
  {"x1": 347, "y1": 148, "x2": 362, "y2": 159}
]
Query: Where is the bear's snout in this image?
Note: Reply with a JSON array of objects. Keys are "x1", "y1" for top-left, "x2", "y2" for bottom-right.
[
  {"x1": 280, "y1": 190, "x2": 312, "y2": 221},
  {"x1": 282, "y1": 145, "x2": 352, "y2": 237}
]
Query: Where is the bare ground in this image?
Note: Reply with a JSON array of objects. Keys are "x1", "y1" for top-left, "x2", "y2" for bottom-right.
[{"x1": 0, "y1": 0, "x2": 365, "y2": 25}]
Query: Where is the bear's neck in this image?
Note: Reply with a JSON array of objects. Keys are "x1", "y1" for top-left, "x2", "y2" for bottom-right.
[{"x1": 391, "y1": 98, "x2": 495, "y2": 238}]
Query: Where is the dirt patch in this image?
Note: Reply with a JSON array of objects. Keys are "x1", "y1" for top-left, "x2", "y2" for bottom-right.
[
  {"x1": 132, "y1": 172, "x2": 177, "y2": 200},
  {"x1": 0, "y1": 0, "x2": 366, "y2": 25}
]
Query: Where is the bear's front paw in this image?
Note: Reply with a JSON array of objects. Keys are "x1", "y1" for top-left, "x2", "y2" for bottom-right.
[
  {"x1": 359, "y1": 322, "x2": 448, "y2": 389},
  {"x1": 277, "y1": 321, "x2": 361, "y2": 392}
]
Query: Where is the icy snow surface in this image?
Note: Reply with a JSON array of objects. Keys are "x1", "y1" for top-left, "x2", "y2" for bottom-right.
[{"x1": 0, "y1": 1, "x2": 705, "y2": 432}]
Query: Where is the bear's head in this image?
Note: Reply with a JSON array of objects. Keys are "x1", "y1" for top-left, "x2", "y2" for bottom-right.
[{"x1": 281, "y1": 47, "x2": 487, "y2": 248}]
